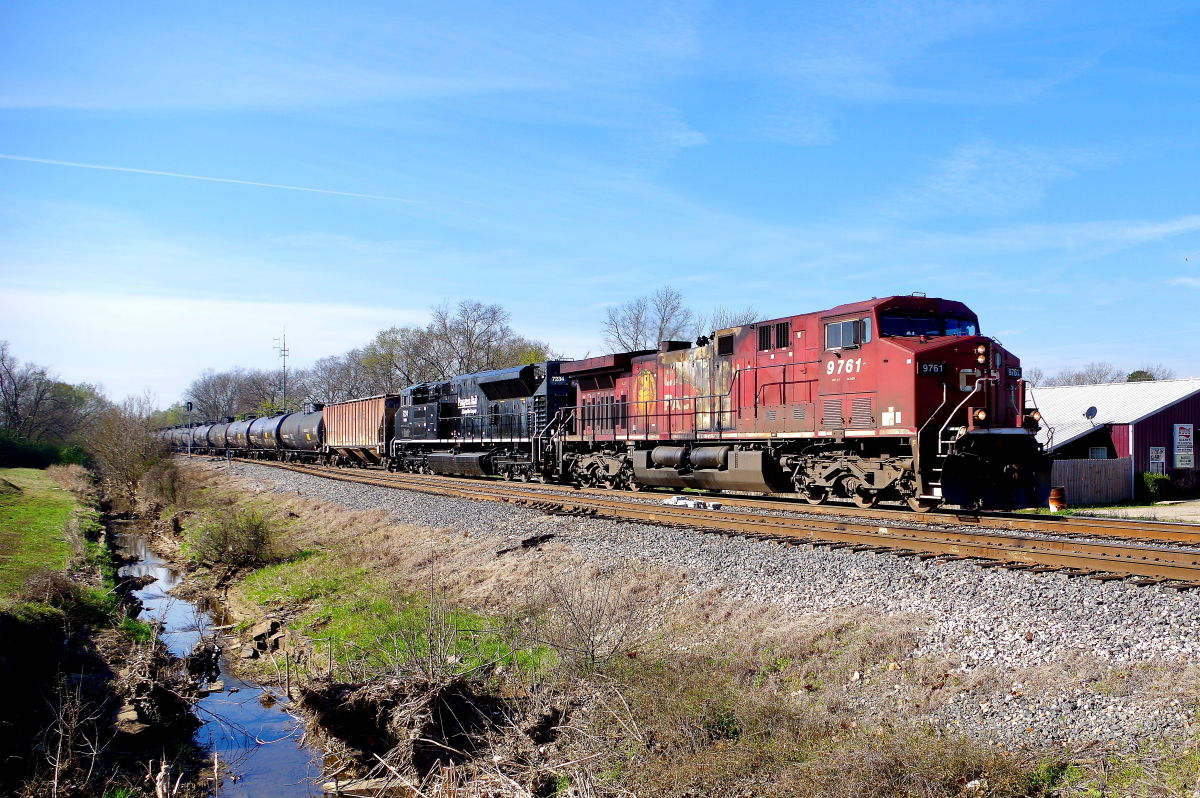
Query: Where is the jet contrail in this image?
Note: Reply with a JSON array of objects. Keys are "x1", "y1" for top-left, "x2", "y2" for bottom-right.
[{"x1": 0, "y1": 153, "x2": 420, "y2": 203}]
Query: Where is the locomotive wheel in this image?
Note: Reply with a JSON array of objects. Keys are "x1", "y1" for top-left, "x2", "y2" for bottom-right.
[
  {"x1": 850, "y1": 488, "x2": 879, "y2": 509},
  {"x1": 803, "y1": 486, "x2": 828, "y2": 505},
  {"x1": 516, "y1": 469, "x2": 530, "y2": 482},
  {"x1": 502, "y1": 469, "x2": 513, "y2": 481},
  {"x1": 905, "y1": 496, "x2": 939, "y2": 513}
]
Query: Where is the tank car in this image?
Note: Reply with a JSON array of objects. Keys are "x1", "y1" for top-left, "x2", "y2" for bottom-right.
[{"x1": 278, "y1": 410, "x2": 324, "y2": 462}]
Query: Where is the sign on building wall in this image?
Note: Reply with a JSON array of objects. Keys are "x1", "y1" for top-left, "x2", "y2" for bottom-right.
[
  {"x1": 1175, "y1": 424, "x2": 1195, "y2": 469},
  {"x1": 1150, "y1": 446, "x2": 1166, "y2": 474}
]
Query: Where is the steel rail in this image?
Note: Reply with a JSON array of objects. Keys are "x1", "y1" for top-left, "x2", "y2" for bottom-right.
[
  {"x1": 230, "y1": 459, "x2": 1200, "y2": 583},
  {"x1": 231, "y1": 456, "x2": 1200, "y2": 544}
]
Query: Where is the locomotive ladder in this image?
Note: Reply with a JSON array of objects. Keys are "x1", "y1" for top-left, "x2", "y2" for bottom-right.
[{"x1": 921, "y1": 375, "x2": 995, "y2": 499}]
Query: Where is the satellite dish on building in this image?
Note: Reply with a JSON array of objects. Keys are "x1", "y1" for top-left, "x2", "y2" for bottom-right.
[{"x1": 1084, "y1": 406, "x2": 1098, "y2": 424}]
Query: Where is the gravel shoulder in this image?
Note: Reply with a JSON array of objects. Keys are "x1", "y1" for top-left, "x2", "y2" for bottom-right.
[{"x1": 210, "y1": 459, "x2": 1200, "y2": 754}]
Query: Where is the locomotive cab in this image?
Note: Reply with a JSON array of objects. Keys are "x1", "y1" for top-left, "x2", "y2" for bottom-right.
[{"x1": 853, "y1": 298, "x2": 1043, "y2": 510}]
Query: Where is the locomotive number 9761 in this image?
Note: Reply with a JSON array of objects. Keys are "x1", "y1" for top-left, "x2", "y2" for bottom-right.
[{"x1": 827, "y1": 358, "x2": 864, "y2": 374}]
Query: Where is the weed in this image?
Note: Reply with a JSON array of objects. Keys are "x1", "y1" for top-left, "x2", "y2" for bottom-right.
[
  {"x1": 187, "y1": 504, "x2": 287, "y2": 567},
  {"x1": 118, "y1": 615, "x2": 154, "y2": 644}
]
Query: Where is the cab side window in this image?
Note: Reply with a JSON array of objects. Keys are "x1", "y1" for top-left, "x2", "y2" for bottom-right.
[{"x1": 825, "y1": 319, "x2": 869, "y2": 350}]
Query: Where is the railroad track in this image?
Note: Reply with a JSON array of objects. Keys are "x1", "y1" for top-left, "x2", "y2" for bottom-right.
[{"x1": 228, "y1": 458, "x2": 1200, "y2": 586}]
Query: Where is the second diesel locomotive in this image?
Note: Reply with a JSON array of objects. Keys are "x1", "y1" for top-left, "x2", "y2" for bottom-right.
[{"x1": 166, "y1": 294, "x2": 1046, "y2": 511}]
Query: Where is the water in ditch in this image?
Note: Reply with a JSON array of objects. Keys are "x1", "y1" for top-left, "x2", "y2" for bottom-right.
[{"x1": 113, "y1": 519, "x2": 329, "y2": 797}]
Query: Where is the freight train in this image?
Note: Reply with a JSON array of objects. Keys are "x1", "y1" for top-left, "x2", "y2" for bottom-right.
[{"x1": 163, "y1": 295, "x2": 1047, "y2": 511}]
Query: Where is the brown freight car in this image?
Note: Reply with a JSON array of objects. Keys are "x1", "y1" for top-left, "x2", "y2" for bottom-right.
[{"x1": 323, "y1": 394, "x2": 401, "y2": 466}]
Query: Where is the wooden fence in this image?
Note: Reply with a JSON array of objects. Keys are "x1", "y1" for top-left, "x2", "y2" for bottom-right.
[{"x1": 1051, "y1": 457, "x2": 1132, "y2": 506}]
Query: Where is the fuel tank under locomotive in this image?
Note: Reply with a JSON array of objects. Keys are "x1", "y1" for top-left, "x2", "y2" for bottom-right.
[
  {"x1": 633, "y1": 446, "x2": 791, "y2": 493},
  {"x1": 426, "y1": 451, "x2": 492, "y2": 476}
]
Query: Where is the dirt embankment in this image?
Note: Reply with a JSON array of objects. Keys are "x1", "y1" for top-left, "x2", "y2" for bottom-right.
[
  {"x1": 0, "y1": 465, "x2": 207, "y2": 798},
  {"x1": 152, "y1": 459, "x2": 1200, "y2": 798}
]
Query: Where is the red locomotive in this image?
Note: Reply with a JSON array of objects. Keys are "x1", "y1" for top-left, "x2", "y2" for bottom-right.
[{"x1": 555, "y1": 294, "x2": 1043, "y2": 511}]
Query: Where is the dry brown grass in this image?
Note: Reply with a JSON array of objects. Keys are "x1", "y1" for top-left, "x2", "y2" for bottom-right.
[{"x1": 45, "y1": 463, "x2": 96, "y2": 502}]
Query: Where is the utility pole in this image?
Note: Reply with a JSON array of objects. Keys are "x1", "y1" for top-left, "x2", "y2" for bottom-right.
[{"x1": 273, "y1": 330, "x2": 290, "y2": 413}]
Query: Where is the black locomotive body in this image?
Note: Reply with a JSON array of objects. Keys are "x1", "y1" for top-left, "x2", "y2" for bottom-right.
[{"x1": 390, "y1": 361, "x2": 574, "y2": 479}]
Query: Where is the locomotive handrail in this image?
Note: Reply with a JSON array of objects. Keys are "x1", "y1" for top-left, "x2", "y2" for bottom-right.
[{"x1": 937, "y1": 375, "x2": 992, "y2": 447}]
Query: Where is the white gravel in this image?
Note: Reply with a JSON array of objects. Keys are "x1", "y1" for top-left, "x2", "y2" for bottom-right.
[{"x1": 214, "y1": 460, "x2": 1200, "y2": 750}]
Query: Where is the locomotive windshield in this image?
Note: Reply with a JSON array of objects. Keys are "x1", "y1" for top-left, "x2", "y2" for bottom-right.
[
  {"x1": 877, "y1": 311, "x2": 979, "y2": 338},
  {"x1": 878, "y1": 312, "x2": 941, "y2": 337},
  {"x1": 944, "y1": 314, "x2": 979, "y2": 336}
]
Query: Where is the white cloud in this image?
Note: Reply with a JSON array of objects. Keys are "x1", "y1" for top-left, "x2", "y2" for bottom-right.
[{"x1": 896, "y1": 139, "x2": 1115, "y2": 217}]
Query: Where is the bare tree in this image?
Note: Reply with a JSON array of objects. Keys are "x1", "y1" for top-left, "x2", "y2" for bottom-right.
[
  {"x1": 1127, "y1": 363, "x2": 1177, "y2": 382},
  {"x1": 359, "y1": 325, "x2": 443, "y2": 390},
  {"x1": 1024, "y1": 366, "x2": 1045, "y2": 388},
  {"x1": 1042, "y1": 362, "x2": 1124, "y2": 386},
  {"x1": 185, "y1": 368, "x2": 246, "y2": 420},
  {"x1": 308, "y1": 350, "x2": 376, "y2": 403},
  {"x1": 87, "y1": 394, "x2": 166, "y2": 497},
  {"x1": 0, "y1": 341, "x2": 106, "y2": 444},
  {"x1": 602, "y1": 286, "x2": 694, "y2": 353},
  {"x1": 694, "y1": 305, "x2": 758, "y2": 339},
  {"x1": 236, "y1": 367, "x2": 312, "y2": 414}
]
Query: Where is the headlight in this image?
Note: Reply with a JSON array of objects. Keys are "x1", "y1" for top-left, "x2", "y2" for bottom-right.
[
  {"x1": 973, "y1": 409, "x2": 988, "y2": 422},
  {"x1": 976, "y1": 354, "x2": 987, "y2": 364},
  {"x1": 975, "y1": 344, "x2": 987, "y2": 355},
  {"x1": 1029, "y1": 410, "x2": 1041, "y2": 421}
]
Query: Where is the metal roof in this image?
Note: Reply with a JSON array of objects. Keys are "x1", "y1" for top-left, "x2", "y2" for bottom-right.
[{"x1": 1029, "y1": 378, "x2": 1200, "y2": 451}]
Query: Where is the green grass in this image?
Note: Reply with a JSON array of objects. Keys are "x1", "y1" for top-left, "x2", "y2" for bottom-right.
[
  {"x1": 118, "y1": 615, "x2": 155, "y2": 643},
  {"x1": 0, "y1": 468, "x2": 76, "y2": 597},
  {"x1": 242, "y1": 553, "x2": 548, "y2": 676},
  {"x1": 1015, "y1": 499, "x2": 1182, "y2": 516}
]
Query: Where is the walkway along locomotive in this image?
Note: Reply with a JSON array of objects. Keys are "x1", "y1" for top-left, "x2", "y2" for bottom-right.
[{"x1": 164, "y1": 295, "x2": 1046, "y2": 511}]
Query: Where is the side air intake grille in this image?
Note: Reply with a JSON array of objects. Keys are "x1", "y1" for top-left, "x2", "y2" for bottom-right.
[
  {"x1": 792, "y1": 407, "x2": 805, "y2": 420},
  {"x1": 765, "y1": 409, "x2": 776, "y2": 421},
  {"x1": 822, "y1": 399, "x2": 844, "y2": 429},
  {"x1": 850, "y1": 398, "x2": 874, "y2": 429}
]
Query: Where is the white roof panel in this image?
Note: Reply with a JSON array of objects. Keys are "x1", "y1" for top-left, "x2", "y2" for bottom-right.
[{"x1": 1029, "y1": 378, "x2": 1200, "y2": 451}]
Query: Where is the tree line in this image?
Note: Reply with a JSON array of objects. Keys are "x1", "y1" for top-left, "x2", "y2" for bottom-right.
[
  {"x1": 1024, "y1": 361, "x2": 1177, "y2": 387},
  {"x1": 183, "y1": 300, "x2": 561, "y2": 420},
  {"x1": 182, "y1": 290, "x2": 759, "y2": 420}
]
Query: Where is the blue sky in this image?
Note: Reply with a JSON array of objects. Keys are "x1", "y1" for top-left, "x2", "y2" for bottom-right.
[{"x1": 2, "y1": 0, "x2": 1200, "y2": 402}]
